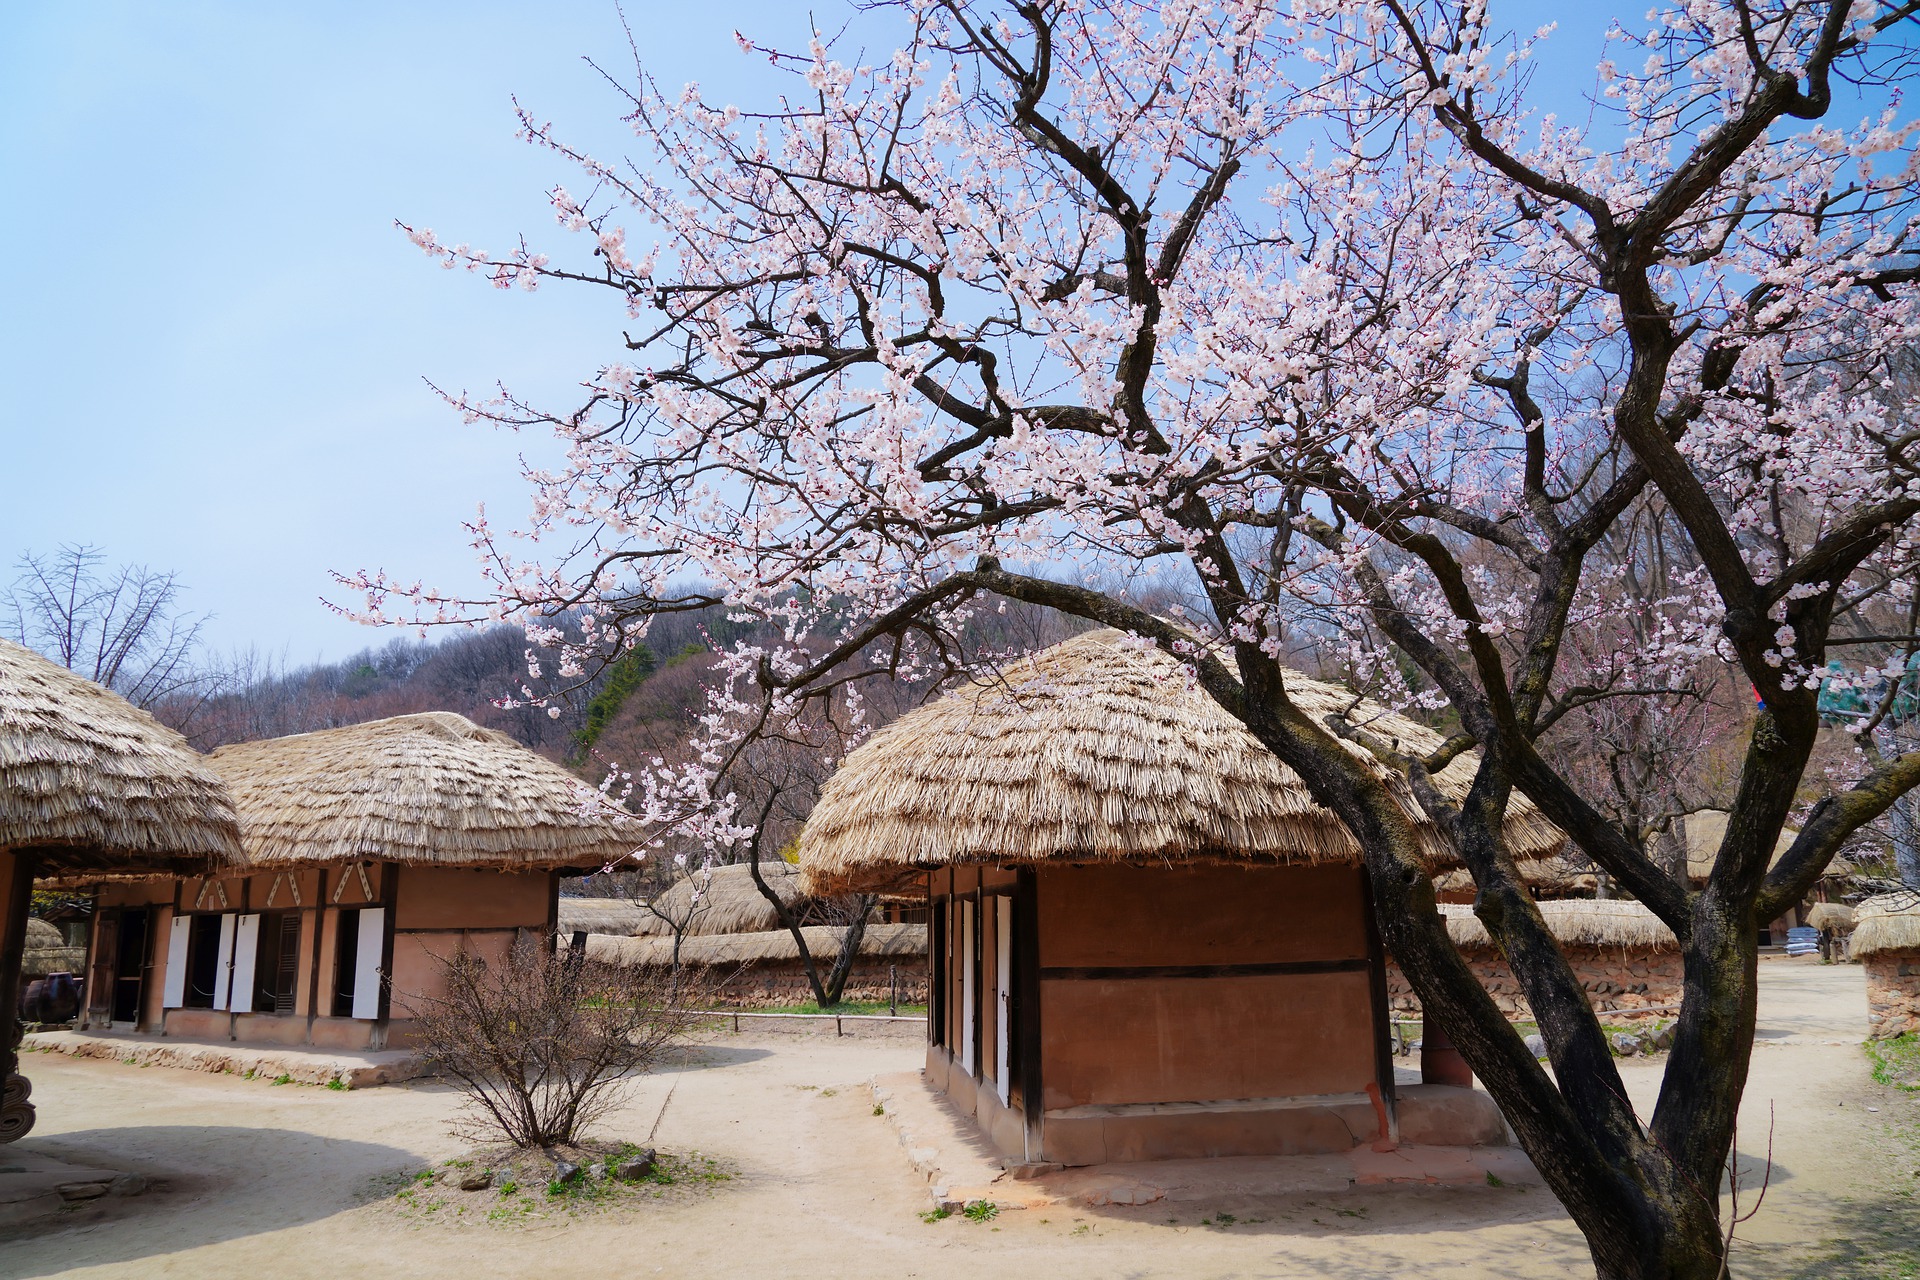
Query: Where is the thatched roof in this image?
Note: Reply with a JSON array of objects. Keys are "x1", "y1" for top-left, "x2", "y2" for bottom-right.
[
  {"x1": 1439, "y1": 900, "x2": 1679, "y2": 951},
  {"x1": 1851, "y1": 893, "x2": 1920, "y2": 958},
  {"x1": 798, "y1": 630, "x2": 1564, "y2": 895},
  {"x1": 557, "y1": 897, "x2": 655, "y2": 938},
  {"x1": 1805, "y1": 901, "x2": 1856, "y2": 933},
  {"x1": 1, "y1": 638, "x2": 240, "y2": 875},
  {"x1": 1680, "y1": 810, "x2": 1802, "y2": 883},
  {"x1": 631, "y1": 862, "x2": 807, "y2": 937},
  {"x1": 586, "y1": 922, "x2": 926, "y2": 968},
  {"x1": 208, "y1": 712, "x2": 642, "y2": 871}
]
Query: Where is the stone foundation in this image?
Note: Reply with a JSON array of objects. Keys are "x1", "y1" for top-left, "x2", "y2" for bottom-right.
[
  {"x1": 1864, "y1": 952, "x2": 1920, "y2": 1039},
  {"x1": 1385, "y1": 944, "x2": 1683, "y2": 1022}
]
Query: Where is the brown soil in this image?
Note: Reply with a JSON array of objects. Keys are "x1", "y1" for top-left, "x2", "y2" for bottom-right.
[{"x1": 1, "y1": 960, "x2": 1911, "y2": 1280}]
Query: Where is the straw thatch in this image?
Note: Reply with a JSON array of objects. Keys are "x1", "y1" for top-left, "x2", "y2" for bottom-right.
[
  {"x1": 1851, "y1": 893, "x2": 1920, "y2": 958},
  {"x1": 23, "y1": 914, "x2": 84, "y2": 978},
  {"x1": 1805, "y1": 901, "x2": 1856, "y2": 933},
  {"x1": 1680, "y1": 810, "x2": 1803, "y2": 883},
  {"x1": 0, "y1": 638, "x2": 239, "y2": 875},
  {"x1": 1439, "y1": 900, "x2": 1679, "y2": 951},
  {"x1": 798, "y1": 630, "x2": 1564, "y2": 895},
  {"x1": 586, "y1": 922, "x2": 927, "y2": 968},
  {"x1": 207, "y1": 712, "x2": 642, "y2": 870},
  {"x1": 556, "y1": 897, "x2": 655, "y2": 938},
  {"x1": 630, "y1": 862, "x2": 808, "y2": 937}
]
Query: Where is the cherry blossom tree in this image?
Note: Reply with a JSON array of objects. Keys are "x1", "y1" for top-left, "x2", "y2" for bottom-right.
[{"x1": 350, "y1": 3, "x2": 1920, "y2": 1275}]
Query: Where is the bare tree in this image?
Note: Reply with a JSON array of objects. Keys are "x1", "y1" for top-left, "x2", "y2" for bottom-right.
[
  {"x1": 6, "y1": 545, "x2": 210, "y2": 710},
  {"x1": 407, "y1": 934, "x2": 704, "y2": 1149}
]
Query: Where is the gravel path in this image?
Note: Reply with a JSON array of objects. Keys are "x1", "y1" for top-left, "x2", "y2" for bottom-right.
[{"x1": 0, "y1": 963, "x2": 1907, "y2": 1280}]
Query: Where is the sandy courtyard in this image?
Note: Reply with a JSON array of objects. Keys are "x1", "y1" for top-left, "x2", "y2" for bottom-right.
[{"x1": 2, "y1": 960, "x2": 1914, "y2": 1279}]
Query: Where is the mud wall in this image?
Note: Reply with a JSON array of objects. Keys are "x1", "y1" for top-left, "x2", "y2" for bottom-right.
[
  {"x1": 1384, "y1": 945, "x2": 1683, "y2": 1022},
  {"x1": 1036, "y1": 863, "x2": 1377, "y2": 1110},
  {"x1": 1865, "y1": 952, "x2": 1920, "y2": 1039}
]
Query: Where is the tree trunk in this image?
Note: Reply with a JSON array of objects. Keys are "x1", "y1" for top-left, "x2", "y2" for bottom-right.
[
  {"x1": 818, "y1": 897, "x2": 877, "y2": 1005},
  {"x1": 743, "y1": 853, "x2": 835, "y2": 1007},
  {"x1": 1893, "y1": 789, "x2": 1919, "y2": 891}
]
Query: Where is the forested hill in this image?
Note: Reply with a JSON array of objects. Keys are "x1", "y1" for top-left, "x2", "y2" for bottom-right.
[{"x1": 165, "y1": 607, "x2": 746, "y2": 769}]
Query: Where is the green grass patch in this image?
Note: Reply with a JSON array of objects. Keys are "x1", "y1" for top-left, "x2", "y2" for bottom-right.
[
  {"x1": 962, "y1": 1199, "x2": 998, "y2": 1223},
  {"x1": 1868, "y1": 1033, "x2": 1920, "y2": 1091},
  {"x1": 919, "y1": 1205, "x2": 952, "y2": 1224},
  {"x1": 746, "y1": 1000, "x2": 928, "y2": 1016}
]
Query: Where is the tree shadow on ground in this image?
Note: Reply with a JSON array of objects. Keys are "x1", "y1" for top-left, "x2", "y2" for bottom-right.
[
  {"x1": 0, "y1": 1125, "x2": 418, "y2": 1277},
  {"x1": 1768, "y1": 1190, "x2": 1920, "y2": 1279},
  {"x1": 658, "y1": 1042, "x2": 775, "y2": 1072}
]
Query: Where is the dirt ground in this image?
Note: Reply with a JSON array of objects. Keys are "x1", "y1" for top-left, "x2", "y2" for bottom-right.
[{"x1": 3, "y1": 959, "x2": 1915, "y2": 1280}]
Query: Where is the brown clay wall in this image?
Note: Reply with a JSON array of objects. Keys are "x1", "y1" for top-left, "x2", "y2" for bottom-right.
[
  {"x1": 1384, "y1": 945, "x2": 1683, "y2": 1021},
  {"x1": 388, "y1": 928, "x2": 517, "y2": 1019},
  {"x1": 1036, "y1": 864, "x2": 1368, "y2": 967},
  {"x1": 1041, "y1": 969, "x2": 1376, "y2": 1108},
  {"x1": 95, "y1": 880, "x2": 175, "y2": 908},
  {"x1": 1865, "y1": 952, "x2": 1920, "y2": 1038},
  {"x1": 1036, "y1": 864, "x2": 1376, "y2": 1110},
  {"x1": 394, "y1": 867, "x2": 551, "y2": 931}
]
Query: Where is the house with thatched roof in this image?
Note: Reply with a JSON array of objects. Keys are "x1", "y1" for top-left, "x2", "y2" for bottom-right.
[
  {"x1": 2, "y1": 638, "x2": 241, "y2": 1141},
  {"x1": 1383, "y1": 901, "x2": 1682, "y2": 1022},
  {"x1": 78, "y1": 711, "x2": 640, "y2": 1051},
  {"x1": 1852, "y1": 893, "x2": 1920, "y2": 1038},
  {"x1": 796, "y1": 630, "x2": 1561, "y2": 1167},
  {"x1": 1678, "y1": 810, "x2": 1839, "y2": 945}
]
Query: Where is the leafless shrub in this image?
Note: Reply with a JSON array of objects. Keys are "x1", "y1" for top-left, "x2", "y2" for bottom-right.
[{"x1": 407, "y1": 935, "x2": 706, "y2": 1148}]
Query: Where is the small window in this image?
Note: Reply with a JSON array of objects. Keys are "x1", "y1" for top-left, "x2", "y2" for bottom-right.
[
  {"x1": 184, "y1": 914, "x2": 224, "y2": 1009},
  {"x1": 254, "y1": 913, "x2": 302, "y2": 1015}
]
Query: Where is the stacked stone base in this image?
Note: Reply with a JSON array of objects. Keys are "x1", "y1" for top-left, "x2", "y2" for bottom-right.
[
  {"x1": 1864, "y1": 953, "x2": 1920, "y2": 1039},
  {"x1": 1386, "y1": 945, "x2": 1683, "y2": 1023},
  {"x1": 703, "y1": 959, "x2": 929, "y2": 1009}
]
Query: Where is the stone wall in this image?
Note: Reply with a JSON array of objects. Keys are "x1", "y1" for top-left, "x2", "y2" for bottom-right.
[
  {"x1": 1385, "y1": 944, "x2": 1683, "y2": 1022},
  {"x1": 703, "y1": 957, "x2": 928, "y2": 1009},
  {"x1": 1864, "y1": 952, "x2": 1920, "y2": 1039}
]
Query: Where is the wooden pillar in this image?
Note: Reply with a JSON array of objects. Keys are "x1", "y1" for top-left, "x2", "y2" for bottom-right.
[
  {"x1": 1360, "y1": 868, "x2": 1399, "y2": 1136},
  {"x1": 1013, "y1": 866, "x2": 1044, "y2": 1162},
  {"x1": 1, "y1": 849, "x2": 39, "y2": 1142},
  {"x1": 374, "y1": 863, "x2": 399, "y2": 1048}
]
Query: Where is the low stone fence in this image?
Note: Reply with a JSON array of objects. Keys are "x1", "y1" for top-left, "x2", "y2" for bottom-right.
[
  {"x1": 1864, "y1": 952, "x2": 1920, "y2": 1038},
  {"x1": 1385, "y1": 944, "x2": 1684, "y2": 1023}
]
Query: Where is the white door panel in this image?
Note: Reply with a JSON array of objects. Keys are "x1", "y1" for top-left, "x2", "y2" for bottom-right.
[
  {"x1": 351, "y1": 908, "x2": 385, "y2": 1020},
  {"x1": 229, "y1": 914, "x2": 262, "y2": 1014},
  {"x1": 211, "y1": 913, "x2": 238, "y2": 1011},
  {"x1": 996, "y1": 897, "x2": 1012, "y2": 1105},
  {"x1": 162, "y1": 916, "x2": 189, "y2": 1009}
]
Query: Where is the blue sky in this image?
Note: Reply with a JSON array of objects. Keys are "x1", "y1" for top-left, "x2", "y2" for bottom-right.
[
  {"x1": 0, "y1": 3, "x2": 1614, "y2": 664},
  {"x1": 0, "y1": 2, "x2": 796, "y2": 662}
]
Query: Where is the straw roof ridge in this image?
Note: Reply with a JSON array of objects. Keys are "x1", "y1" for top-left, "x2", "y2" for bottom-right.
[
  {"x1": 207, "y1": 710, "x2": 642, "y2": 870},
  {"x1": 798, "y1": 629, "x2": 1563, "y2": 895},
  {"x1": 1804, "y1": 901, "x2": 1855, "y2": 933},
  {"x1": 1851, "y1": 893, "x2": 1920, "y2": 958},
  {"x1": 557, "y1": 897, "x2": 655, "y2": 938},
  {"x1": 1, "y1": 638, "x2": 240, "y2": 873},
  {"x1": 630, "y1": 862, "x2": 807, "y2": 937},
  {"x1": 586, "y1": 922, "x2": 927, "y2": 968},
  {"x1": 1438, "y1": 900, "x2": 1679, "y2": 950}
]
